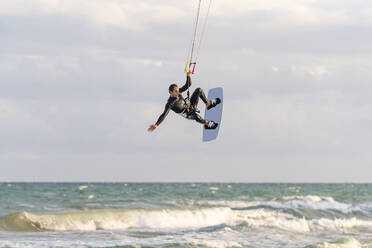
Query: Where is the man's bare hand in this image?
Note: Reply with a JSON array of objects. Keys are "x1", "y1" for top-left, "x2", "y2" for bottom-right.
[{"x1": 148, "y1": 124, "x2": 158, "y2": 132}]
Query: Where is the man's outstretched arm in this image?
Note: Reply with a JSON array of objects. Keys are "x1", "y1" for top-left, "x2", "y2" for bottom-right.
[{"x1": 148, "y1": 102, "x2": 171, "y2": 132}]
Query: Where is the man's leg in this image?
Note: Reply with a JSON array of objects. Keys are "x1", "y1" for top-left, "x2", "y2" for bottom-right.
[
  {"x1": 187, "y1": 112, "x2": 206, "y2": 124},
  {"x1": 187, "y1": 112, "x2": 218, "y2": 129},
  {"x1": 190, "y1": 88, "x2": 208, "y2": 109},
  {"x1": 190, "y1": 88, "x2": 221, "y2": 110}
]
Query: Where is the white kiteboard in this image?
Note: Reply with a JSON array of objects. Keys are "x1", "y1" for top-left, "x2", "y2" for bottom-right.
[{"x1": 203, "y1": 87, "x2": 223, "y2": 142}]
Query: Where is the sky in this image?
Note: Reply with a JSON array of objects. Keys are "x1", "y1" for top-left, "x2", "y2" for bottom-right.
[{"x1": 1, "y1": 0, "x2": 372, "y2": 182}]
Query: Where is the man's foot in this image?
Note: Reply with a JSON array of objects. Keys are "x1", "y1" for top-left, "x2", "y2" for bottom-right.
[
  {"x1": 205, "y1": 121, "x2": 218, "y2": 130},
  {"x1": 207, "y1": 98, "x2": 221, "y2": 110}
]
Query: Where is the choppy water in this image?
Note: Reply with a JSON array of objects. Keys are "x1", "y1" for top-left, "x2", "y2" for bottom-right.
[{"x1": 1, "y1": 183, "x2": 372, "y2": 247}]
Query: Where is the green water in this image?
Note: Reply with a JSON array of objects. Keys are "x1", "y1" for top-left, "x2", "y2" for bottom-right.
[{"x1": 1, "y1": 183, "x2": 372, "y2": 247}]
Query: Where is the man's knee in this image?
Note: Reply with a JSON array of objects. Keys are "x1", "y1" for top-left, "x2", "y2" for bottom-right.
[{"x1": 195, "y1": 88, "x2": 205, "y2": 96}]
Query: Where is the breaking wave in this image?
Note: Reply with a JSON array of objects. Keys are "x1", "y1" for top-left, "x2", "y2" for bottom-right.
[
  {"x1": 0, "y1": 208, "x2": 233, "y2": 232},
  {"x1": 1, "y1": 207, "x2": 372, "y2": 233},
  {"x1": 306, "y1": 237, "x2": 362, "y2": 248},
  {"x1": 188, "y1": 195, "x2": 360, "y2": 213}
]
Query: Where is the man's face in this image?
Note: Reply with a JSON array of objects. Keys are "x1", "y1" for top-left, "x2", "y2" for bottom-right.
[{"x1": 169, "y1": 86, "x2": 179, "y2": 97}]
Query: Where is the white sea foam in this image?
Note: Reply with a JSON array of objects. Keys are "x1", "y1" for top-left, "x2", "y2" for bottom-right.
[
  {"x1": 312, "y1": 218, "x2": 372, "y2": 231},
  {"x1": 193, "y1": 195, "x2": 354, "y2": 213},
  {"x1": 235, "y1": 209, "x2": 372, "y2": 233},
  {"x1": 0, "y1": 228, "x2": 247, "y2": 248},
  {"x1": 236, "y1": 209, "x2": 313, "y2": 233},
  {"x1": 190, "y1": 239, "x2": 243, "y2": 248},
  {"x1": 312, "y1": 237, "x2": 361, "y2": 248},
  {"x1": 358, "y1": 202, "x2": 372, "y2": 214},
  {"x1": 2, "y1": 207, "x2": 372, "y2": 233},
  {"x1": 283, "y1": 195, "x2": 328, "y2": 202},
  {"x1": 78, "y1": 185, "x2": 88, "y2": 191},
  {"x1": 0, "y1": 208, "x2": 234, "y2": 232},
  {"x1": 281, "y1": 195, "x2": 350, "y2": 211}
]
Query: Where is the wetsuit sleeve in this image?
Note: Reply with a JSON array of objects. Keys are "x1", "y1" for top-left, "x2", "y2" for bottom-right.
[
  {"x1": 179, "y1": 75, "x2": 191, "y2": 93},
  {"x1": 155, "y1": 102, "x2": 171, "y2": 126}
]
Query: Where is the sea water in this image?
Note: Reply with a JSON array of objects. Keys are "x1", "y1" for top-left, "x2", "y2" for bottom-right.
[{"x1": 1, "y1": 183, "x2": 372, "y2": 248}]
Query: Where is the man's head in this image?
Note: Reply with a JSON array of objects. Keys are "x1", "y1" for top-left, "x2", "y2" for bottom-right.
[{"x1": 169, "y1": 84, "x2": 179, "y2": 97}]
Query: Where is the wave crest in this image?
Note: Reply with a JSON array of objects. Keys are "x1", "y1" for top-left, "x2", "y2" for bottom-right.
[
  {"x1": 190, "y1": 195, "x2": 354, "y2": 213},
  {"x1": 1, "y1": 207, "x2": 372, "y2": 233},
  {"x1": 0, "y1": 208, "x2": 233, "y2": 232}
]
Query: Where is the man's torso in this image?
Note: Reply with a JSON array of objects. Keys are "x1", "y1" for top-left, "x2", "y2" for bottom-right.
[{"x1": 168, "y1": 94, "x2": 190, "y2": 113}]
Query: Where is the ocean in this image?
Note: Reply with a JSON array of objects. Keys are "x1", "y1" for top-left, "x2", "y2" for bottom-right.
[{"x1": 1, "y1": 183, "x2": 372, "y2": 248}]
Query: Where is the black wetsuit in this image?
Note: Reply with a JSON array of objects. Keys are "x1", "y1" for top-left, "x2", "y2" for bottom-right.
[{"x1": 155, "y1": 75, "x2": 209, "y2": 126}]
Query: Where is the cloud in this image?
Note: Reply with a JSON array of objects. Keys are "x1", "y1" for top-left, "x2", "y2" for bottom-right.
[
  {"x1": 291, "y1": 64, "x2": 329, "y2": 77},
  {"x1": 0, "y1": 0, "x2": 187, "y2": 31},
  {"x1": 212, "y1": 0, "x2": 350, "y2": 26}
]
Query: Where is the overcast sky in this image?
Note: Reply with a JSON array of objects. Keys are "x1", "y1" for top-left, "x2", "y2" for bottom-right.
[{"x1": 1, "y1": 0, "x2": 372, "y2": 182}]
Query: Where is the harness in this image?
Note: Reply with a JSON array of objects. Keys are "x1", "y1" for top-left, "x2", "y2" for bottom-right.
[
  {"x1": 179, "y1": 98, "x2": 200, "y2": 119},
  {"x1": 171, "y1": 97, "x2": 200, "y2": 119}
]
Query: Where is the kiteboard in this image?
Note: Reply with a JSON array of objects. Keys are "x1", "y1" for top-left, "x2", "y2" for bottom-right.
[{"x1": 203, "y1": 87, "x2": 223, "y2": 142}]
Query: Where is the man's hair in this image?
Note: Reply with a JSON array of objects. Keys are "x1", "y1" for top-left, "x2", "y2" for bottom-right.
[{"x1": 169, "y1": 84, "x2": 178, "y2": 92}]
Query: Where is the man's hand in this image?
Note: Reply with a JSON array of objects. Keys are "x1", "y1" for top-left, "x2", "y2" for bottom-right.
[
  {"x1": 187, "y1": 71, "x2": 192, "y2": 76},
  {"x1": 148, "y1": 124, "x2": 158, "y2": 132}
]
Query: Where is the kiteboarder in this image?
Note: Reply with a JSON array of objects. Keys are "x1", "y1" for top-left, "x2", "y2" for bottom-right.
[{"x1": 148, "y1": 72, "x2": 221, "y2": 132}]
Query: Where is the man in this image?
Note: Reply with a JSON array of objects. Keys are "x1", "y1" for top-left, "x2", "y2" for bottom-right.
[{"x1": 148, "y1": 72, "x2": 221, "y2": 132}]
